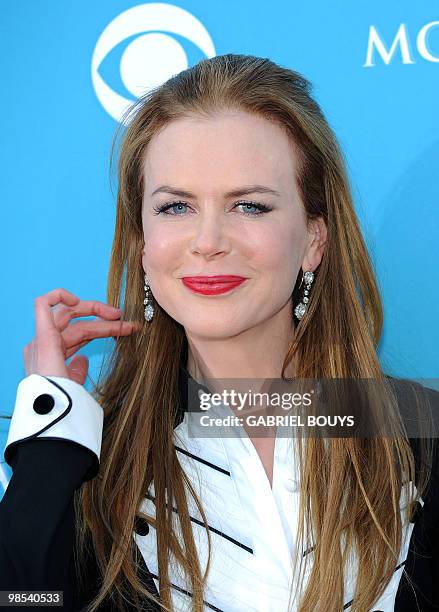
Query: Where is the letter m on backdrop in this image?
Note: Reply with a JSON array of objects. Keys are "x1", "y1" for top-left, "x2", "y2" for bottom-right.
[{"x1": 363, "y1": 24, "x2": 415, "y2": 67}]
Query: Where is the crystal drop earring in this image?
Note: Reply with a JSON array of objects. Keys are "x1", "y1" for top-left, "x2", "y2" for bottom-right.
[
  {"x1": 294, "y1": 270, "x2": 314, "y2": 320},
  {"x1": 144, "y1": 273, "x2": 154, "y2": 322}
]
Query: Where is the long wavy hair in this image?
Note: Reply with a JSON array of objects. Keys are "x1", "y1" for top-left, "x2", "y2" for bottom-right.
[{"x1": 74, "y1": 54, "x2": 434, "y2": 611}]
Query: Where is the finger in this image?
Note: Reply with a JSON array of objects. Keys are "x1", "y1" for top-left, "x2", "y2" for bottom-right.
[
  {"x1": 51, "y1": 301, "x2": 122, "y2": 332},
  {"x1": 64, "y1": 319, "x2": 142, "y2": 359},
  {"x1": 65, "y1": 339, "x2": 90, "y2": 360},
  {"x1": 50, "y1": 304, "x2": 74, "y2": 332},
  {"x1": 61, "y1": 319, "x2": 138, "y2": 349},
  {"x1": 35, "y1": 289, "x2": 80, "y2": 337},
  {"x1": 66, "y1": 355, "x2": 89, "y2": 386}
]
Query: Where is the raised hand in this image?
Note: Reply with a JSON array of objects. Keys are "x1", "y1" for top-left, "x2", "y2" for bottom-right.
[{"x1": 23, "y1": 288, "x2": 140, "y2": 385}]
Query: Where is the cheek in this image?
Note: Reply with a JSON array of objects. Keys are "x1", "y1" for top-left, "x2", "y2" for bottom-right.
[
  {"x1": 142, "y1": 224, "x2": 183, "y2": 271},
  {"x1": 249, "y1": 221, "x2": 304, "y2": 274}
]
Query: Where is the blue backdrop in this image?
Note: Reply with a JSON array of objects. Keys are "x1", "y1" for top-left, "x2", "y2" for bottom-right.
[{"x1": 1, "y1": 1, "x2": 438, "y2": 492}]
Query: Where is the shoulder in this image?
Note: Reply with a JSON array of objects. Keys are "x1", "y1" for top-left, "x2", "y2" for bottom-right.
[
  {"x1": 384, "y1": 374, "x2": 439, "y2": 438},
  {"x1": 384, "y1": 375, "x2": 439, "y2": 503}
]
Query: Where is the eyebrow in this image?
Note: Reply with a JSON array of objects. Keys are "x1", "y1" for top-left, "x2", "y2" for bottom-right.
[{"x1": 150, "y1": 184, "x2": 281, "y2": 198}]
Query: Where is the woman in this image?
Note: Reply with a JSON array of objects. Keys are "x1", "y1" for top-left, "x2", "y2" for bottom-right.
[{"x1": 1, "y1": 53, "x2": 438, "y2": 612}]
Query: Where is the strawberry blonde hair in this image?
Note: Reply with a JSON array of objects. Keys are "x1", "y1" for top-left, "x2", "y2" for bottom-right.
[{"x1": 75, "y1": 54, "x2": 434, "y2": 611}]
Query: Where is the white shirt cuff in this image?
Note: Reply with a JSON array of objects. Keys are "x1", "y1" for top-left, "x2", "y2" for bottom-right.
[{"x1": 3, "y1": 374, "x2": 104, "y2": 470}]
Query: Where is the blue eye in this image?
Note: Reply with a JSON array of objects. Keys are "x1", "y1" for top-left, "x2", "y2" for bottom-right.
[
  {"x1": 234, "y1": 201, "x2": 273, "y2": 215},
  {"x1": 153, "y1": 201, "x2": 189, "y2": 215},
  {"x1": 152, "y1": 200, "x2": 273, "y2": 216}
]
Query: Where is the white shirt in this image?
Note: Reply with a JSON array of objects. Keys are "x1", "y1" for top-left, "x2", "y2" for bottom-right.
[{"x1": 135, "y1": 395, "x2": 416, "y2": 612}]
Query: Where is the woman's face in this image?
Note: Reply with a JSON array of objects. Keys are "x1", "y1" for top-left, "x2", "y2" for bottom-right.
[{"x1": 141, "y1": 110, "x2": 325, "y2": 339}]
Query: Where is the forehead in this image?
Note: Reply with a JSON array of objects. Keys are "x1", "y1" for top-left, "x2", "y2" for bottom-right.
[{"x1": 142, "y1": 111, "x2": 299, "y2": 195}]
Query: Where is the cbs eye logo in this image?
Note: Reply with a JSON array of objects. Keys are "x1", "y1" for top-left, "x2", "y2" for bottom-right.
[{"x1": 91, "y1": 2, "x2": 216, "y2": 124}]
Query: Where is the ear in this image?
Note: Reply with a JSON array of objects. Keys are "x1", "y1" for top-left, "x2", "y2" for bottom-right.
[{"x1": 301, "y1": 216, "x2": 327, "y2": 272}]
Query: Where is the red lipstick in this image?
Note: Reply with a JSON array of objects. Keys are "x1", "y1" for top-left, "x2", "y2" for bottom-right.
[{"x1": 181, "y1": 275, "x2": 247, "y2": 295}]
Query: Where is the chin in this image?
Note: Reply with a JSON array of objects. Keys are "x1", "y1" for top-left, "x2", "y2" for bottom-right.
[{"x1": 179, "y1": 317, "x2": 244, "y2": 339}]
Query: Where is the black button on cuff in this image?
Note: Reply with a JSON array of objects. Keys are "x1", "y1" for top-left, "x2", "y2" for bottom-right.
[
  {"x1": 134, "y1": 516, "x2": 150, "y2": 536},
  {"x1": 33, "y1": 393, "x2": 55, "y2": 415}
]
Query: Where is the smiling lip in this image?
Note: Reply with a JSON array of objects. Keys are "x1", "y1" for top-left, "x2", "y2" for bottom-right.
[{"x1": 181, "y1": 275, "x2": 248, "y2": 295}]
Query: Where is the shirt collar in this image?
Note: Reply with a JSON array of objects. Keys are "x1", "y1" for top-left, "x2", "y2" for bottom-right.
[{"x1": 176, "y1": 342, "x2": 210, "y2": 427}]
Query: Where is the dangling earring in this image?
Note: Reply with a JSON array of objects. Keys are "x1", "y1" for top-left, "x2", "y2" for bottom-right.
[
  {"x1": 294, "y1": 270, "x2": 314, "y2": 320},
  {"x1": 144, "y1": 273, "x2": 154, "y2": 322}
]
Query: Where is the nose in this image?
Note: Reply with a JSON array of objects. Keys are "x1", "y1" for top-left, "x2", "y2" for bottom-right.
[{"x1": 190, "y1": 209, "x2": 232, "y2": 257}]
